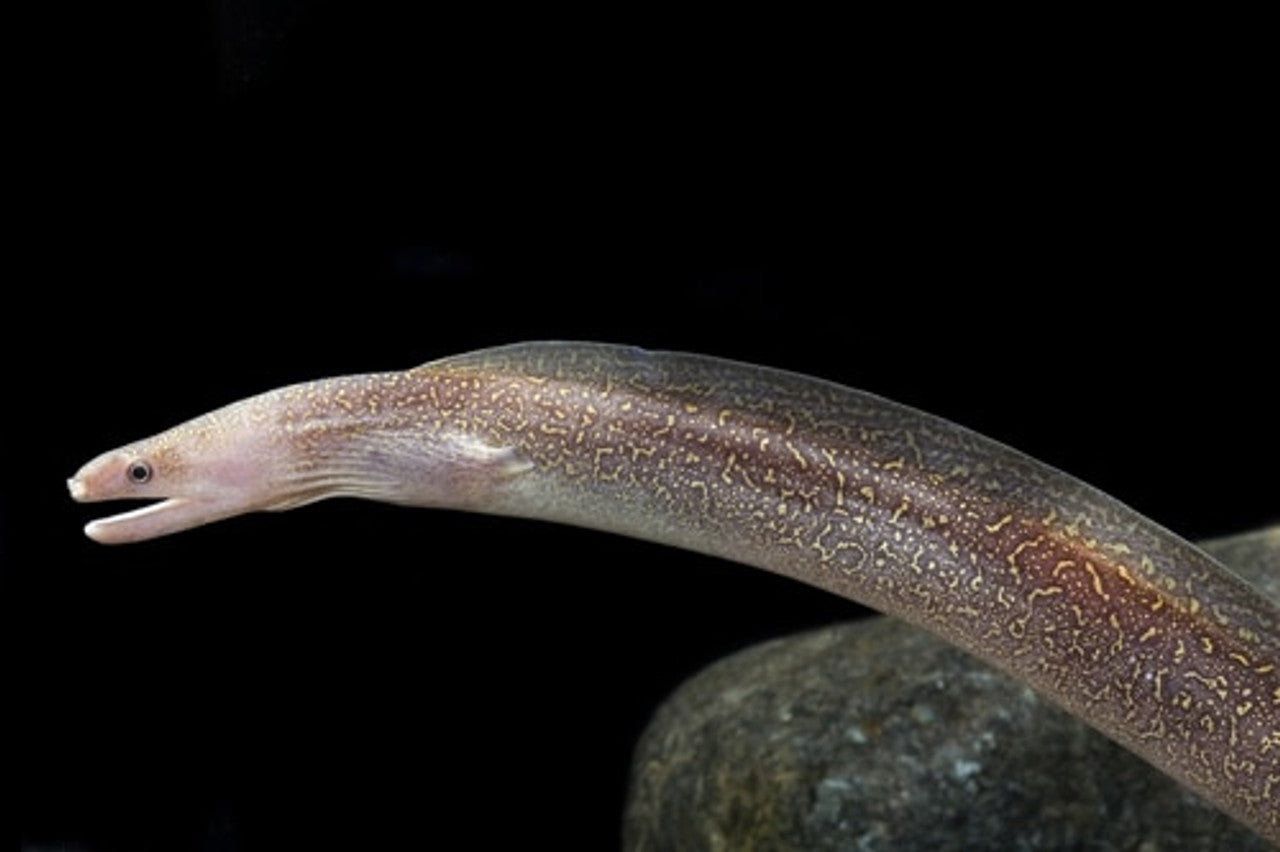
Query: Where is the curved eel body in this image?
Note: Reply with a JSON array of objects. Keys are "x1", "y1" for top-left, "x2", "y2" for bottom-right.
[{"x1": 67, "y1": 342, "x2": 1280, "y2": 843}]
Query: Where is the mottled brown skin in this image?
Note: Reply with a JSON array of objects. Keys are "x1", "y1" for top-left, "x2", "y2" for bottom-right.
[{"x1": 69, "y1": 343, "x2": 1280, "y2": 843}]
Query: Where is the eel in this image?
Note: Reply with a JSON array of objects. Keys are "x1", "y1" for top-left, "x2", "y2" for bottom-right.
[{"x1": 66, "y1": 341, "x2": 1280, "y2": 844}]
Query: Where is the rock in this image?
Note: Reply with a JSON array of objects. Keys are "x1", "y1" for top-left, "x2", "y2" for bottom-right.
[{"x1": 623, "y1": 527, "x2": 1279, "y2": 851}]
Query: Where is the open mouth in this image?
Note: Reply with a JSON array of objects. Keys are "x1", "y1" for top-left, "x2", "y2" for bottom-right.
[{"x1": 67, "y1": 477, "x2": 232, "y2": 545}]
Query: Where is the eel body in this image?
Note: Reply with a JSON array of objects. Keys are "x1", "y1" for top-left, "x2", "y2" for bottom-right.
[{"x1": 67, "y1": 342, "x2": 1280, "y2": 843}]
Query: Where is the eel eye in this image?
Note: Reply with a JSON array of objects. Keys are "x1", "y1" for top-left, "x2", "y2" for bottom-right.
[{"x1": 127, "y1": 460, "x2": 154, "y2": 484}]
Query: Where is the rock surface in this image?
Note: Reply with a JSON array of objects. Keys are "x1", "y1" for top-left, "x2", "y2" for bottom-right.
[{"x1": 623, "y1": 527, "x2": 1279, "y2": 851}]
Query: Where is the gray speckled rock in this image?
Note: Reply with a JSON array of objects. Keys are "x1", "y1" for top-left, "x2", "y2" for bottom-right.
[{"x1": 623, "y1": 527, "x2": 1279, "y2": 851}]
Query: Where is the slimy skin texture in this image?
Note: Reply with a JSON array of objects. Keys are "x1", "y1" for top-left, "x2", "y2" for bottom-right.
[{"x1": 68, "y1": 342, "x2": 1280, "y2": 843}]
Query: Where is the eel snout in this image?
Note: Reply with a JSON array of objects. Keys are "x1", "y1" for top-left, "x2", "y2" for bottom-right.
[{"x1": 67, "y1": 452, "x2": 248, "y2": 545}]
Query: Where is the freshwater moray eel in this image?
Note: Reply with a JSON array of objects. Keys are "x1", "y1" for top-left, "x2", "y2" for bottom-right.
[{"x1": 67, "y1": 342, "x2": 1280, "y2": 843}]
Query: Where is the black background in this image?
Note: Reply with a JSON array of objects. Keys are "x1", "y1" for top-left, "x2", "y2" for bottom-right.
[{"x1": 8, "y1": 4, "x2": 1274, "y2": 850}]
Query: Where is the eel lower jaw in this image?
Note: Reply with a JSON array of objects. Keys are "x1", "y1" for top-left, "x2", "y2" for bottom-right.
[{"x1": 74, "y1": 495, "x2": 246, "y2": 545}]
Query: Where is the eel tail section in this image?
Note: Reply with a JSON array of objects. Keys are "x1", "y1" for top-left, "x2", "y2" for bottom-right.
[{"x1": 67, "y1": 342, "x2": 1280, "y2": 844}]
